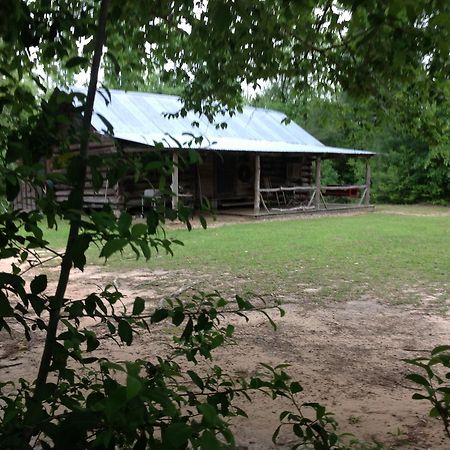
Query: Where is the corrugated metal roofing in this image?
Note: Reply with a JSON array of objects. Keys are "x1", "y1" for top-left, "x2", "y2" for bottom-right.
[{"x1": 89, "y1": 89, "x2": 374, "y2": 156}]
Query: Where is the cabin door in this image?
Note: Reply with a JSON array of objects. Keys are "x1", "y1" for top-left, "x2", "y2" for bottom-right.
[{"x1": 216, "y1": 154, "x2": 236, "y2": 196}]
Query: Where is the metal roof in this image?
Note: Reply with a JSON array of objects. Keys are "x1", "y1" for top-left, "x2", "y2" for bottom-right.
[{"x1": 89, "y1": 89, "x2": 374, "y2": 156}]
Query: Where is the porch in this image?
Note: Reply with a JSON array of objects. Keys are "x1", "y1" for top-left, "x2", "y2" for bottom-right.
[{"x1": 170, "y1": 152, "x2": 374, "y2": 216}]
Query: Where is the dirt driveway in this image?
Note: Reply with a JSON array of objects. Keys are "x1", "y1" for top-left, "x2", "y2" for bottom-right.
[{"x1": 1, "y1": 257, "x2": 449, "y2": 449}]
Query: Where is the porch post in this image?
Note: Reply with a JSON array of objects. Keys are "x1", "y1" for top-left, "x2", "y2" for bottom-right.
[
  {"x1": 196, "y1": 163, "x2": 203, "y2": 208},
  {"x1": 254, "y1": 153, "x2": 261, "y2": 214},
  {"x1": 364, "y1": 157, "x2": 371, "y2": 206},
  {"x1": 315, "y1": 156, "x2": 321, "y2": 210},
  {"x1": 171, "y1": 151, "x2": 179, "y2": 209}
]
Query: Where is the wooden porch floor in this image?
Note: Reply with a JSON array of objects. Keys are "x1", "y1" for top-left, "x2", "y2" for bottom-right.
[{"x1": 218, "y1": 204, "x2": 375, "y2": 218}]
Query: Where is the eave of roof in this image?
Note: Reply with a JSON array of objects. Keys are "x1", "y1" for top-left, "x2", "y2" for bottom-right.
[
  {"x1": 112, "y1": 132, "x2": 374, "y2": 156},
  {"x1": 87, "y1": 89, "x2": 375, "y2": 156}
]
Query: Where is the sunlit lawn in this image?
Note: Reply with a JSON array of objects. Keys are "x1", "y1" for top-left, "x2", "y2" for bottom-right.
[{"x1": 43, "y1": 206, "x2": 450, "y2": 304}]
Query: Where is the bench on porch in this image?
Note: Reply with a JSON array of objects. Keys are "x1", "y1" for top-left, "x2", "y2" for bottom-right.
[{"x1": 323, "y1": 185, "x2": 362, "y2": 198}]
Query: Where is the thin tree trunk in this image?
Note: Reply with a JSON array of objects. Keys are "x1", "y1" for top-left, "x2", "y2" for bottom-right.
[{"x1": 34, "y1": 0, "x2": 110, "y2": 392}]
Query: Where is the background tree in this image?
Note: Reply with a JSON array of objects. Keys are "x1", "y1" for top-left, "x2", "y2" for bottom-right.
[{"x1": 254, "y1": 76, "x2": 449, "y2": 204}]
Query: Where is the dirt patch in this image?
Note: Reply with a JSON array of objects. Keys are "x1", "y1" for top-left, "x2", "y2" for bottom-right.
[
  {"x1": 1, "y1": 260, "x2": 449, "y2": 449},
  {"x1": 374, "y1": 205, "x2": 450, "y2": 218}
]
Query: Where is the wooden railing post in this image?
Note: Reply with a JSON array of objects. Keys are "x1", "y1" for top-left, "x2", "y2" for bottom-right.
[
  {"x1": 364, "y1": 158, "x2": 371, "y2": 206},
  {"x1": 315, "y1": 156, "x2": 321, "y2": 210},
  {"x1": 171, "y1": 151, "x2": 179, "y2": 210},
  {"x1": 254, "y1": 153, "x2": 261, "y2": 214}
]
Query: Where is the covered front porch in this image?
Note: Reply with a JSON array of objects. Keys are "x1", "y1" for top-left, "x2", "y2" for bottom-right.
[{"x1": 170, "y1": 149, "x2": 374, "y2": 216}]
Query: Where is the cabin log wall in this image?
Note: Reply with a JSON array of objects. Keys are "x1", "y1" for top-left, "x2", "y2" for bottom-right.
[
  {"x1": 51, "y1": 137, "x2": 123, "y2": 209},
  {"x1": 48, "y1": 133, "x2": 367, "y2": 214},
  {"x1": 12, "y1": 181, "x2": 40, "y2": 212}
]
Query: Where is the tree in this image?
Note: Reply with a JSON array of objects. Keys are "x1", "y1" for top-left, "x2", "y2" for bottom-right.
[
  {"x1": 1, "y1": 1, "x2": 449, "y2": 448},
  {"x1": 254, "y1": 77, "x2": 450, "y2": 204}
]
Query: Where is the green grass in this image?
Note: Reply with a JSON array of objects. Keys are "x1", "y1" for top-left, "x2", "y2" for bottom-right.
[
  {"x1": 42, "y1": 207, "x2": 450, "y2": 304},
  {"x1": 42, "y1": 221, "x2": 72, "y2": 249}
]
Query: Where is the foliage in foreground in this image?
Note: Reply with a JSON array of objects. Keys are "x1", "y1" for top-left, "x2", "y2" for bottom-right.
[
  {"x1": 406, "y1": 345, "x2": 450, "y2": 440},
  {"x1": 0, "y1": 276, "x2": 342, "y2": 449}
]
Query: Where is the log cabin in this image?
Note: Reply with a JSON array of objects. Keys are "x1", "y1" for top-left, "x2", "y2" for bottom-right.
[{"x1": 15, "y1": 89, "x2": 375, "y2": 216}]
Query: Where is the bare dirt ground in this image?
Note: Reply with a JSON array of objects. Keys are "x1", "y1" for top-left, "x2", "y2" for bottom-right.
[
  {"x1": 1, "y1": 263, "x2": 450, "y2": 449},
  {"x1": 1, "y1": 208, "x2": 450, "y2": 449}
]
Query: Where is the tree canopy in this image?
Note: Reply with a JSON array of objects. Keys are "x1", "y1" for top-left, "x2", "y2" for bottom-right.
[{"x1": 2, "y1": 0, "x2": 449, "y2": 113}]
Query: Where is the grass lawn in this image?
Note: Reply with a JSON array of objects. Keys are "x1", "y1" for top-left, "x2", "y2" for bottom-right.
[{"x1": 43, "y1": 206, "x2": 450, "y2": 305}]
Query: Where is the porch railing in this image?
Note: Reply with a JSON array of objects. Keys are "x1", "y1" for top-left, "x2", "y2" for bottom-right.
[{"x1": 259, "y1": 184, "x2": 369, "y2": 213}]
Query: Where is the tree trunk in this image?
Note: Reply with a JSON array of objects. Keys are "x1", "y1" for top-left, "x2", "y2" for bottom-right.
[{"x1": 34, "y1": 0, "x2": 110, "y2": 393}]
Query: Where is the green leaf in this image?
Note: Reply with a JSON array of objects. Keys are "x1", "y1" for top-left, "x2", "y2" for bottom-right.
[
  {"x1": 198, "y1": 403, "x2": 220, "y2": 427},
  {"x1": 105, "y1": 51, "x2": 121, "y2": 75},
  {"x1": 97, "y1": 113, "x2": 114, "y2": 134},
  {"x1": 0, "y1": 248, "x2": 19, "y2": 259},
  {"x1": 412, "y1": 393, "x2": 430, "y2": 400},
  {"x1": 430, "y1": 407, "x2": 441, "y2": 417},
  {"x1": 187, "y1": 370, "x2": 204, "y2": 391},
  {"x1": 29, "y1": 295, "x2": 46, "y2": 316},
  {"x1": 85, "y1": 331, "x2": 100, "y2": 352},
  {"x1": 151, "y1": 308, "x2": 168, "y2": 323},
  {"x1": 139, "y1": 241, "x2": 151, "y2": 260},
  {"x1": 172, "y1": 309, "x2": 185, "y2": 326},
  {"x1": 126, "y1": 375, "x2": 142, "y2": 400},
  {"x1": 211, "y1": 334, "x2": 224, "y2": 348},
  {"x1": 0, "y1": 292, "x2": 13, "y2": 317},
  {"x1": 132, "y1": 297, "x2": 145, "y2": 315},
  {"x1": 162, "y1": 423, "x2": 192, "y2": 448},
  {"x1": 406, "y1": 373, "x2": 431, "y2": 388},
  {"x1": 290, "y1": 381, "x2": 303, "y2": 394},
  {"x1": 272, "y1": 424, "x2": 282, "y2": 444},
  {"x1": 84, "y1": 294, "x2": 97, "y2": 315},
  {"x1": 181, "y1": 317, "x2": 193, "y2": 341},
  {"x1": 100, "y1": 238, "x2": 128, "y2": 259},
  {"x1": 199, "y1": 430, "x2": 219, "y2": 450},
  {"x1": 72, "y1": 234, "x2": 92, "y2": 271},
  {"x1": 118, "y1": 320, "x2": 133, "y2": 345},
  {"x1": 118, "y1": 213, "x2": 132, "y2": 236},
  {"x1": 86, "y1": 392, "x2": 106, "y2": 412},
  {"x1": 30, "y1": 274, "x2": 47, "y2": 294},
  {"x1": 293, "y1": 423, "x2": 304, "y2": 438},
  {"x1": 432, "y1": 345, "x2": 450, "y2": 355},
  {"x1": 65, "y1": 56, "x2": 88, "y2": 69},
  {"x1": 131, "y1": 223, "x2": 148, "y2": 239},
  {"x1": 199, "y1": 215, "x2": 207, "y2": 229}
]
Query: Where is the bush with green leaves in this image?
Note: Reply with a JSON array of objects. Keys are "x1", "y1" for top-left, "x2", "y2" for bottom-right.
[
  {"x1": 405, "y1": 345, "x2": 450, "y2": 440},
  {"x1": 0, "y1": 266, "x2": 343, "y2": 449}
]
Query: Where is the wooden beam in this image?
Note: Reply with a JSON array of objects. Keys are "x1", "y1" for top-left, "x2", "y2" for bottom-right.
[
  {"x1": 254, "y1": 154, "x2": 261, "y2": 214},
  {"x1": 364, "y1": 158, "x2": 371, "y2": 205},
  {"x1": 315, "y1": 156, "x2": 321, "y2": 210},
  {"x1": 171, "y1": 151, "x2": 179, "y2": 210}
]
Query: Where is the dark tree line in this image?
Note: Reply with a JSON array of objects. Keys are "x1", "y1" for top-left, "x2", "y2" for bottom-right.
[{"x1": 254, "y1": 76, "x2": 450, "y2": 205}]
